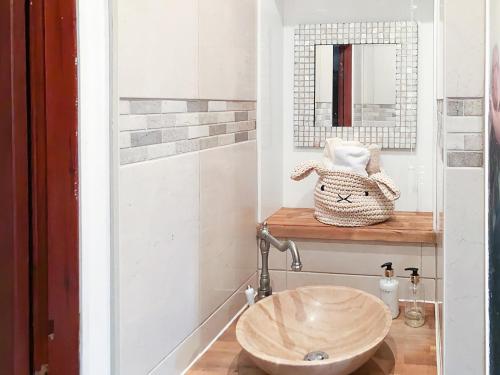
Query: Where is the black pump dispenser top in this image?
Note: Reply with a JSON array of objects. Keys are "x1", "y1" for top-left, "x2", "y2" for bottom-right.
[
  {"x1": 381, "y1": 262, "x2": 393, "y2": 271},
  {"x1": 381, "y1": 262, "x2": 394, "y2": 277},
  {"x1": 405, "y1": 267, "x2": 419, "y2": 276}
]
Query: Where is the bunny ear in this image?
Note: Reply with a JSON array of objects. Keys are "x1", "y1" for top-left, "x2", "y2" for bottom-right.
[
  {"x1": 291, "y1": 161, "x2": 326, "y2": 181},
  {"x1": 370, "y1": 172, "x2": 400, "y2": 201}
]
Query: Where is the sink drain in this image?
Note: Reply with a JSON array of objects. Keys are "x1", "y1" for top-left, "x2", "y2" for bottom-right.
[{"x1": 304, "y1": 351, "x2": 329, "y2": 361}]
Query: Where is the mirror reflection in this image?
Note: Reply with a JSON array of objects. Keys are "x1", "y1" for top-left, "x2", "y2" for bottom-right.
[{"x1": 315, "y1": 44, "x2": 398, "y2": 128}]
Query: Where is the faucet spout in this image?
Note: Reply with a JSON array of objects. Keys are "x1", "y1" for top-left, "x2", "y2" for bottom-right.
[{"x1": 287, "y1": 240, "x2": 302, "y2": 272}]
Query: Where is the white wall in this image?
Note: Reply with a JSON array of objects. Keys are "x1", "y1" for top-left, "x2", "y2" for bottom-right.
[
  {"x1": 78, "y1": 0, "x2": 111, "y2": 374},
  {"x1": 116, "y1": 1, "x2": 258, "y2": 374},
  {"x1": 257, "y1": 0, "x2": 285, "y2": 220},
  {"x1": 118, "y1": 0, "x2": 256, "y2": 100},
  {"x1": 256, "y1": 0, "x2": 437, "y2": 301},
  {"x1": 282, "y1": 19, "x2": 435, "y2": 211},
  {"x1": 119, "y1": 144, "x2": 257, "y2": 375},
  {"x1": 281, "y1": 0, "x2": 434, "y2": 24},
  {"x1": 442, "y1": 0, "x2": 486, "y2": 373}
]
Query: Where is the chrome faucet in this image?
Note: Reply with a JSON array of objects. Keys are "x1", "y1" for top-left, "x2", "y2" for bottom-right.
[{"x1": 257, "y1": 222, "x2": 302, "y2": 300}]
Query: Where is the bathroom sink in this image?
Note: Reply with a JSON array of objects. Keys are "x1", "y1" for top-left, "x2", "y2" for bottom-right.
[{"x1": 236, "y1": 286, "x2": 392, "y2": 375}]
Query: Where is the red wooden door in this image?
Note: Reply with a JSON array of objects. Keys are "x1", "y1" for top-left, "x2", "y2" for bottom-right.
[
  {"x1": 29, "y1": 0, "x2": 80, "y2": 373},
  {"x1": 0, "y1": 0, "x2": 30, "y2": 373},
  {"x1": 0, "y1": 0, "x2": 80, "y2": 374}
]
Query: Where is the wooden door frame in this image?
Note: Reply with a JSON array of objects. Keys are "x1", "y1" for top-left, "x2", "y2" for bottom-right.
[
  {"x1": 0, "y1": 0, "x2": 30, "y2": 373},
  {"x1": 0, "y1": 0, "x2": 80, "y2": 374},
  {"x1": 29, "y1": 0, "x2": 80, "y2": 373}
]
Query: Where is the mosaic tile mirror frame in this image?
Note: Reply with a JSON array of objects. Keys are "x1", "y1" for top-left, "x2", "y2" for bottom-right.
[{"x1": 294, "y1": 21, "x2": 418, "y2": 149}]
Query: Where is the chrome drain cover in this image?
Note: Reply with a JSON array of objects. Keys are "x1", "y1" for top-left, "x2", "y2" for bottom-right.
[{"x1": 304, "y1": 351, "x2": 329, "y2": 361}]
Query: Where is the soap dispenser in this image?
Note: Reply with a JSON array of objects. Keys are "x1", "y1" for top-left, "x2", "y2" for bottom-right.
[
  {"x1": 379, "y1": 262, "x2": 399, "y2": 319},
  {"x1": 404, "y1": 267, "x2": 425, "y2": 328}
]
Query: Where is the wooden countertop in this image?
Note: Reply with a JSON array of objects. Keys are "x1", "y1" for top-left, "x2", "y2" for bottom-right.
[
  {"x1": 187, "y1": 303, "x2": 437, "y2": 375},
  {"x1": 263, "y1": 208, "x2": 436, "y2": 244}
]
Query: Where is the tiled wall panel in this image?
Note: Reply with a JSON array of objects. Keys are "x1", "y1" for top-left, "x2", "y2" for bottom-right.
[
  {"x1": 117, "y1": 1, "x2": 258, "y2": 374},
  {"x1": 198, "y1": 0, "x2": 257, "y2": 101},
  {"x1": 118, "y1": 0, "x2": 199, "y2": 99},
  {"x1": 445, "y1": 97, "x2": 484, "y2": 167},
  {"x1": 119, "y1": 99, "x2": 256, "y2": 165}
]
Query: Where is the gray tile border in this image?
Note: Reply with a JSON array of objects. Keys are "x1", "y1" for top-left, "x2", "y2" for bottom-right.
[
  {"x1": 162, "y1": 100, "x2": 187, "y2": 113},
  {"x1": 447, "y1": 133, "x2": 465, "y2": 150},
  {"x1": 119, "y1": 101, "x2": 130, "y2": 115},
  {"x1": 147, "y1": 142, "x2": 176, "y2": 160},
  {"x1": 187, "y1": 100, "x2": 209, "y2": 113},
  {"x1": 446, "y1": 116, "x2": 484, "y2": 133},
  {"x1": 187, "y1": 125, "x2": 210, "y2": 139},
  {"x1": 200, "y1": 136, "x2": 219, "y2": 150},
  {"x1": 208, "y1": 101, "x2": 227, "y2": 112},
  {"x1": 445, "y1": 97, "x2": 484, "y2": 167},
  {"x1": 130, "y1": 130, "x2": 162, "y2": 147},
  {"x1": 162, "y1": 127, "x2": 188, "y2": 142},
  {"x1": 447, "y1": 99, "x2": 464, "y2": 116},
  {"x1": 176, "y1": 139, "x2": 201, "y2": 154},
  {"x1": 293, "y1": 21, "x2": 418, "y2": 150},
  {"x1": 209, "y1": 123, "x2": 227, "y2": 136},
  {"x1": 147, "y1": 114, "x2": 175, "y2": 129},
  {"x1": 119, "y1": 98, "x2": 256, "y2": 164},
  {"x1": 235, "y1": 111, "x2": 248, "y2": 121},
  {"x1": 235, "y1": 132, "x2": 249, "y2": 143},
  {"x1": 218, "y1": 133, "x2": 236, "y2": 146},
  {"x1": 464, "y1": 98, "x2": 484, "y2": 116},
  {"x1": 129, "y1": 100, "x2": 162, "y2": 114},
  {"x1": 120, "y1": 147, "x2": 148, "y2": 165},
  {"x1": 120, "y1": 115, "x2": 147, "y2": 131},
  {"x1": 464, "y1": 134, "x2": 483, "y2": 151},
  {"x1": 227, "y1": 101, "x2": 256, "y2": 111},
  {"x1": 447, "y1": 151, "x2": 483, "y2": 168},
  {"x1": 119, "y1": 132, "x2": 131, "y2": 149}
]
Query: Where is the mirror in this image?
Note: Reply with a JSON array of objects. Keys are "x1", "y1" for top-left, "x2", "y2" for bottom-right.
[
  {"x1": 315, "y1": 44, "x2": 397, "y2": 128},
  {"x1": 294, "y1": 21, "x2": 418, "y2": 149}
]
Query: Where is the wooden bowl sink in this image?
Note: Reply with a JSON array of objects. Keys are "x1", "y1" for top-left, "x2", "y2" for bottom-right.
[{"x1": 236, "y1": 286, "x2": 392, "y2": 375}]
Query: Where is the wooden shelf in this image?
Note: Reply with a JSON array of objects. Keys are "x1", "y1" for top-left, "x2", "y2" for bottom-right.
[{"x1": 263, "y1": 208, "x2": 436, "y2": 244}]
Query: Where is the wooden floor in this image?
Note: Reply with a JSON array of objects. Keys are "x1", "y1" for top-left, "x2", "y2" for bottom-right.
[{"x1": 187, "y1": 304, "x2": 437, "y2": 375}]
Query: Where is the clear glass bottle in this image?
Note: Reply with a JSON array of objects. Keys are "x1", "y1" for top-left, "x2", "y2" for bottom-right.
[{"x1": 404, "y1": 267, "x2": 425, "y2": 328}]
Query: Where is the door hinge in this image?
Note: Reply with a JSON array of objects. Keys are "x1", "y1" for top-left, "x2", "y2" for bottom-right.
[
  {"x1": 48, "y1": 319, "x2": 55, "y2": 341},
  {"x1": 35, "y1": 364, "x2": 48, "y2": 375}
]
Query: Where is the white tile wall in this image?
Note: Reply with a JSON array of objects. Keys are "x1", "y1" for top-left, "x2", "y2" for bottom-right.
[
  {"x1": 285, "y1": 272, "x2": 436, "y2": 301},
  {"x1": 258, "y1": 240, "x2": 437, "y2": 302},
  {"x1": 118, "y1": 0, "x2": 199, "y2": 99},
  {"x1": 443, "y1": 168, "x2": 485, "y2": 374},
  {"x1": 118, "y1": 141, "x2": 258, "y2": 374},
  {"x1": 444, "y1": 0, "x2": 485, "y2": 98},
  {"x1": 302, "y1": 241, "x2": 435, "y2": 277},
  {"x1": 199, "y1": 142, "x2": 258, "y2": 320},
  {"x1": 150, "y1": 273, "x2": 258, "y2": 375},
  {"x1": 198, "y1": 0, "x2": 257, "y2": 100},
  {"x1": 119, "y1": 153, "x2": 200, "y2": 375}
]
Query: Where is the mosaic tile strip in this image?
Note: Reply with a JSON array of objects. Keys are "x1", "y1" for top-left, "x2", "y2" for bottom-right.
[
  {"x1": 294, "y1": 21, "x2": 418, "y2": 150},
  {"x1": 445, "y1": 97, "x2": 484, "y2": 168},
  {"x1": 119, "y1": 99, "x2": 256, "y2": 165}
]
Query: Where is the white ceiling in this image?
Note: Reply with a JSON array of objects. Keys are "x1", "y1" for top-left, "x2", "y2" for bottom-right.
[{"x1": 279, "y1": 0, "x2": 434, "y2": 25}]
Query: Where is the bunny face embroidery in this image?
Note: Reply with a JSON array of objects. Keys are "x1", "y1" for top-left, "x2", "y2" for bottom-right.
[{"x1": 292, "y1": 161, "x2": 400, "y2": 227}]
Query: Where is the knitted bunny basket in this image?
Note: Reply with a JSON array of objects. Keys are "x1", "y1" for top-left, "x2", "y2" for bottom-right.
[{"x1": 291, "y1": 161, "x2": 400, "y2": 227}]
